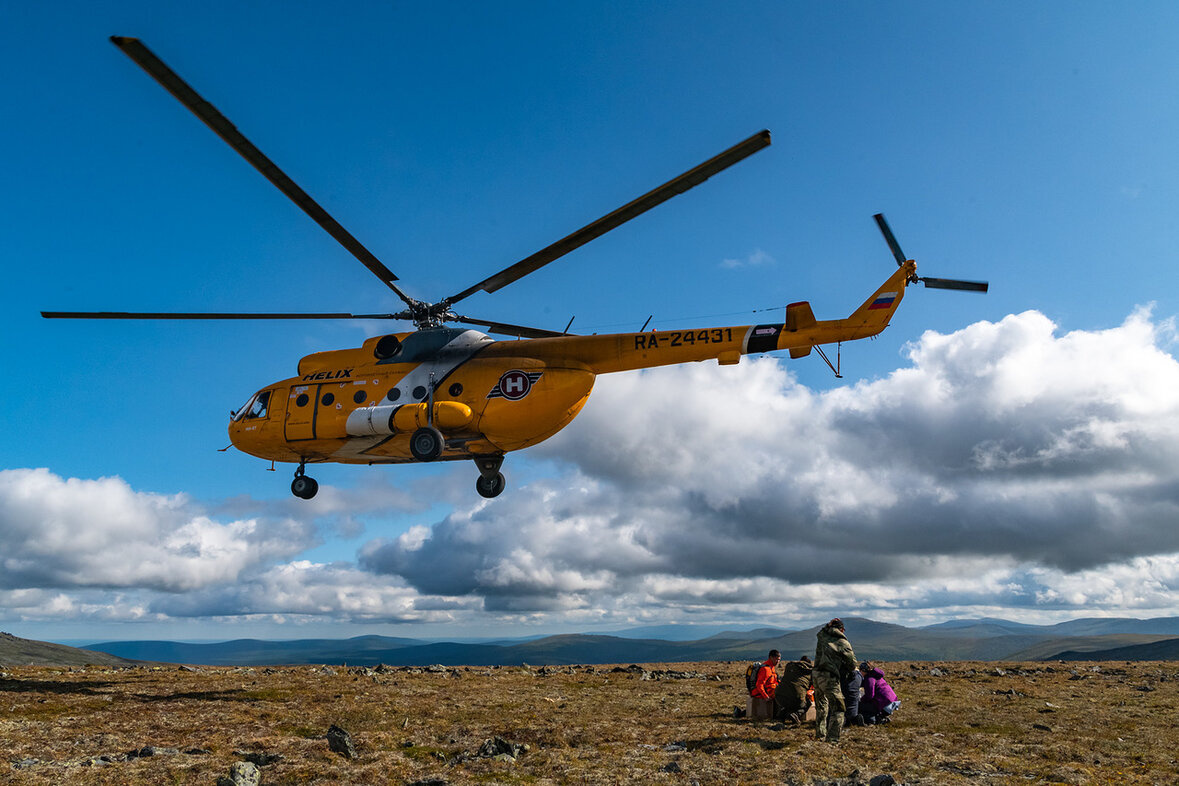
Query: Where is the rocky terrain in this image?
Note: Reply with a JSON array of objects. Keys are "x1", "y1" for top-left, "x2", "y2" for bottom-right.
[{"x1": 3, "y1": 659, "x2": 1177, "y2": 784}]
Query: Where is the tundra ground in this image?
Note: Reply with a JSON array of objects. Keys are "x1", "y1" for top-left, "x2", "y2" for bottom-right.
[{"x1": 2, "y1": 660, "x2": 1177, "y2": 784}]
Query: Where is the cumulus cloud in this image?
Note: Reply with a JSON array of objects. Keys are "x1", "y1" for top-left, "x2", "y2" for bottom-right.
[
  {"x1": 10, "y1": 307, "x2": 1179, "y2": 632},
  {"x1": 362, "y1": 308, "x2": 1179, "y2": 617},
  {"x1": 0, "y1": 469, "x2": 313, "y2": 592},
  {"x1": 148, "y1": 561, "x2": 472, "y2": 624}
]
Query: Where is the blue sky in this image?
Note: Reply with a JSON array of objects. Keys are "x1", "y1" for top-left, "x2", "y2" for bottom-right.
[{"x1": 5, "y1": 1, "x2": 1179, "y2": 643}]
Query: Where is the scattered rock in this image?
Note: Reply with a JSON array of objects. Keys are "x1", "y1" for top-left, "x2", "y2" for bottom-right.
[
  {"x1": 662, "y1": 760, "x2": 683, "y2": 773},
  {"x1": 870, "y1": 776, "x2": 897, "y2": 786},
  {"x1": 929, "y1": 667, "x2": 945, "y2": 677},
  {"x1": 326, "y1": 724, "x2": 357, "y2": 759},
  {"x1": 475, "y1": 736, "x2": 529, "y2": 761},
  {"x1": 1033, "y1": 723, "x2": 1053, "y2": 732},
  {"x1": 406, "y1": 779, "x2": 449, "y2": 786},
  {"x1": 216, "y1": 761, "x2": 260, "y2": 786}
]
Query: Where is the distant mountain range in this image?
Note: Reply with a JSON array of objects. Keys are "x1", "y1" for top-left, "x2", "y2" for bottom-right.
[{"x1": 50, "y1": 616, "x2": 1179, "y2": 667}]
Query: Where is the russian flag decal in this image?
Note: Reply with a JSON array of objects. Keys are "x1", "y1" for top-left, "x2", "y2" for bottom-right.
[{"x1": 868, "y1": 291, "x2": 898, "y2": 310}]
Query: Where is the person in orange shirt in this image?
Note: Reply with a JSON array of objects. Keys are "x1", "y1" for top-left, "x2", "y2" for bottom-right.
[{"x1": 749, "y1": 649, "x2": 781, "y2": 719}]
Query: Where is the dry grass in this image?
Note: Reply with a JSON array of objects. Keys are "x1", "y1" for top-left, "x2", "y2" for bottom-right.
[{"x1": 3, "y1": 660, "x2": 1177, "y2": 784}]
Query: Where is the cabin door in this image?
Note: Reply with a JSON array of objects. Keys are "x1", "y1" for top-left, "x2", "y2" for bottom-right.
[{"x1": 285, "y1": 384, "x2": 320, "y2": 440}]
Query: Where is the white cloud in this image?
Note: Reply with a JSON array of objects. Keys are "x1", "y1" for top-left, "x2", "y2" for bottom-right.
[
  {"x1": 721, "y1": 248, "x2": 776, "y2": 269},
  {"x1": 10, "y1": 308, "x2": 1179, "y2": 632},
  {"x1": 148, "y1": 561, "x2": 471, "y2": 623},
  {"x1": 0, "y1": 469, "x2": 313, "y2": 592},
  {"x1": 362, "y1": 308, "x2": 1179, "y2": 618}
]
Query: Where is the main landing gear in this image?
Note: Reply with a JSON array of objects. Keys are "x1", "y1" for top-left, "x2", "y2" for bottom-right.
[
  {"x1": 291, "y1": 461, "x2": 318, "y2": 500},
  {"x1": 474, "y1": 455, "x2": 506, "y2": 499}
]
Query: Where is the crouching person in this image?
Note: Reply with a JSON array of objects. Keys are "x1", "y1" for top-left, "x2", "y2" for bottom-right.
[
  {"x1": 859, "y1": 662, "x2": 900, "y2": 724},
  {"x1": 774, "y1": 655, "x2": 812, "y2": 724},
  {"x1": 842, "y1": 661, "x2": 864, "y2": 727}
]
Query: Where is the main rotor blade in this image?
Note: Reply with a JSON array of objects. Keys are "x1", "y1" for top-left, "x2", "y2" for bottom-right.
[
  {"x1": 452, "y1": 315, "x2": 570, "y2": 339},
  {"x1": 109, "y1": 36, "x2": 413, "y2": 306},
  {"x1": 444, "y1": 129, "x2": 772, "y2": 307},
  {"x1": 41, "y1": 311, "x2": 399, "y2": 320},
  {"x1": 919, "y1": 277, "x2": 989, "y2": 293},
  {"x1": 873, "y1": 213, "x2": 908, "y2": 266}
]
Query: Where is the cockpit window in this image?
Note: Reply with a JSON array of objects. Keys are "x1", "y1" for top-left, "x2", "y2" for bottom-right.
[
  {"x1": 234, "y1": 390, "x2": 272, "y2": 421},
  {"x1": 246, "y1": 390, "x2": 272, "y2": 419}
]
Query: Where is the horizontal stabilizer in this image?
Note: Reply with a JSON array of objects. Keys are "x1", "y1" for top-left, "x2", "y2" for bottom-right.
[
  {"x1": 784, "y1": 301, "x2": 817, "y2": 331},
  {"x1": 789, "y1": 346, "x2": 812, "y2": 359}
]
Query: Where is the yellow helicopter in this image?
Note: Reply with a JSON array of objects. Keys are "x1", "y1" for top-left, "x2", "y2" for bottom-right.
[{"x1": 43, "y1": 37, "x2": 987, "y2": 500}]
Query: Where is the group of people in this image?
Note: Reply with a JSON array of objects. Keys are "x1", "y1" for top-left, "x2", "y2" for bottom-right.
[{"x1": 748, "y1": 618, "x2": 900, "y2": 744}]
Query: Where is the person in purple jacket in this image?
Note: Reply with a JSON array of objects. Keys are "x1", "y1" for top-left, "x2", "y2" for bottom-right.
[{"x1": 858, "y1": 662, "x2": 900, "y2": 724}]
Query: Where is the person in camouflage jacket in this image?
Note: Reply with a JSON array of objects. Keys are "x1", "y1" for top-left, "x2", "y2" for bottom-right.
[{"x1": 812, "y1": 618, "x2": 857, "y2": 743}]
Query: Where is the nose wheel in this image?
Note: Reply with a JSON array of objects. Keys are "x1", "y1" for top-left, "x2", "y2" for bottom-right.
[
  {"x1": 473, "y1": 455, "x2": 506, "y2": 498},
  {"x1": 291, "y1": 462, "x2": 319, "y2": 500}
]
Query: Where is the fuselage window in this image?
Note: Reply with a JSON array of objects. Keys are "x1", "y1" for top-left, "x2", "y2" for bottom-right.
[
  {"x1": 387, "y1": 388, "x2": 401, "y2": 402},
  {"x1": 295, "y1": 393, "x2": 310, "y2": 407},
  {"x1": 322, "y1": 392, "x2": 336, "y2": 406},
  {"x1": 353, "y1": 390, "x2": 367, "y2": 404}
]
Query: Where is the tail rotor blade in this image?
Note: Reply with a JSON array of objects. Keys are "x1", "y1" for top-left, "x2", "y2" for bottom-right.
[
  {"x1": 919, "y1": 277, "x2": 989, "y2": 293},
  {"x1": 873, "y1": 213, "x2": 908, "y2": 267}
]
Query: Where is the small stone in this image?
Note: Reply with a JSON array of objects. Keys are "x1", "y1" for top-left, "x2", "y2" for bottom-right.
[
  {"x1": 870, "y1": 776, "x2": 897, "y2": 786},
  {"x1": 216, "y1": 761, "x2": 261, "y2": 786},
  {"x1": 662, "y1": 761, "x2": 683, "y2": 773}
]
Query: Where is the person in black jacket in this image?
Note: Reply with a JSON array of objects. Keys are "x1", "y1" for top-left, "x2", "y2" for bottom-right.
[{"x1": 842, "y1": 665, "x2": 864, "y2": 727}]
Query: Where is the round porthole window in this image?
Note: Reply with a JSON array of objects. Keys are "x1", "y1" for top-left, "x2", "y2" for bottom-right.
[
  {"x1": 449, "y1": 383, "x2": 463, "y2": 397},
  {"x1": 412, "y1": 386, "x2": 427, "y2": 400},
  {"x1": 353, "y1": 390, "x2": 367, "y2": 404},
  {"x1": 295, "y1": 394, "x2": 309, "y2": 407},
  {"x1": 321, "y1": 392, "x2": 335, "y2": 406},
  {"x1": 387, "y1": 388, "x2": 401, "y2": 402}
]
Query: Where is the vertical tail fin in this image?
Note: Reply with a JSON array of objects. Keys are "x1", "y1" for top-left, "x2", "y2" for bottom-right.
[{"x1": 841, "y1": 263, "x2": 914, "y2": 340}]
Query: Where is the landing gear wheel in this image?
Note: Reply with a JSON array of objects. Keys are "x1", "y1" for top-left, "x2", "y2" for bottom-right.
[
  {"x1": 475, "y1": 471, "x2": 506, "y2": 499},
  {"x1": 409, "y1": 426, "x2": 445, "y2": 461},
  {"x1": 291, "y1": 474, "x2": 319, "y2": 500}
]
